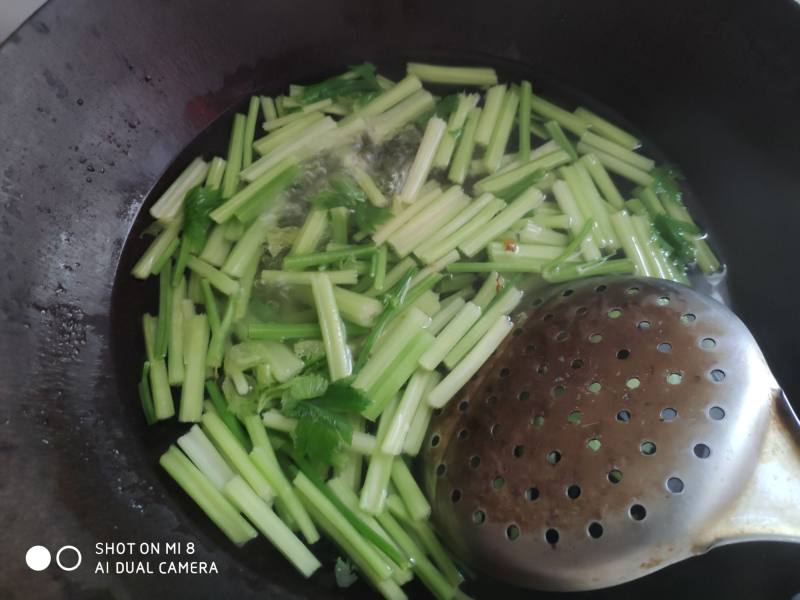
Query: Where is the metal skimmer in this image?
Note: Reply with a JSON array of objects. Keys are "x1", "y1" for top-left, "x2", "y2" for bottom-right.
[{"x1": 421, "y1": 276, "x2": 800, "y2": 591}]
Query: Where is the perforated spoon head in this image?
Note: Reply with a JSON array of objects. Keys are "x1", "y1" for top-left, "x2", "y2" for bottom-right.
[{"x1": 420, "y1": 276, "x2": 800, "y2": 591}]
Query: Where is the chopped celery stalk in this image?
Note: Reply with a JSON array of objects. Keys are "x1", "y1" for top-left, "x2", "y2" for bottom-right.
[
  {"x1": 154, "y1": 260, "x2": 173, "y2": 358},
  {"x1": 199, "y1": 279, "x2": 221, "y2": 335},
  {"x1": 224, "y1": 475, "x2": 321, "y2": 577},
  {"x1": 253, "y1": 112, "x2": 324, "y2": 156},
  {"x1": 544, "y1": 120, "x2": 578, "y2": 160},
  {"x1": 447, "y1": 260, "x2": 545, "y2": 273},
  {"x1": 210, "y1": 155, "x2": 298, "y2": 223},
  {"x1": 222, "y1": 217, "x2": 269, "y2": 278},
  {"x1": 388, "y1": 187, "x2": 469, "y2": 257},
  {"x1": 576, "y1": 142, "x2": 654, "y2": 186},
  {"x1": 448, "y1": 106, "x2": 481, "y2": 184},
  {"x1": 636, "y1": 186, "x2": 667, "y2": 216},
  {"x1": 283, "y1": 244, "x2": 376, "y2": 271},
  {"x1": 473, "y1": 149, "x2": 570, "y2": 195},
  {"x1": 410, "y1": 289, "x2": 441, "y2": 315},
  {"x1": 235, "y1": 166, "x2": 298, "y2": 224},
  {"x1": 360, "y1": 398, "x2": 399, "y2": 513},
  {"x1": 551, "y1": 179, "x2": 602, "y2": 260},
  {"x1": 138, "y1": 362, "x2": 157, "y2": 425},
  {"x1": 398, "y1": 117, "x2": 447, "y2": 204},
  {"x1": 290, "y1": 208, "x2": 328, "y2": 256},
  {"x1": 403, "y1": 372, "x2": 440, "y2": 455},
  {"x1": 263, "y1": 409, "x2": 299, "y2": 433},
  {"x1": 488, "y1": 242, "x2": 571, "y2": 262},
  {"x1": 610, "y1": 210, "x2": 653, "y2": 276},
  {"x1": 581, "y1": 153, "x2": 625, "y2": 209},
  {"x1": 248, "y1": 322, "x2": 321, "y2": 340},
  {"x1": 444, "y1": 285, "x2": 521, "y2": 369},
  {"x1": 518, "y1": 81, "x2": 533, "y2": 161},
  {"x1": 178, "y1": 425, "x2": 235, "y2": 493},
  {"x1": 149, "y1": 157, "x2": 209, "y2": 222},
  {"x1": 434, "y1": 93, "x2": 479, "y2": 170},
  {"x1": 332, "y1": 286, "x2": 384, "y2": 327},
  {"x1": 420, "y1": 301, "x2": 482, "y2": 371},
  {"x1": 260, "y1": 340, "x2": 304, "y2": 382},
  {"x1": 160, "y1": 446, "x2": 257, "y2": 546},
  {"x1": 575, "y1": 106, "x2": 641, "y2": 149},
  {"x1": 430, "y1": 315, "x2": 512, "y2": 408},
  {"x1": 532, "y1": 213, "x2": 572, "y2": 230},
  {"x1": 330, "y1": 207, "x2": 349, "y2": 243},
  {"x1": 151, "y1": 237, "x2": 179, "y2": 275},
  {"x1": 529, "y1": 93, "x2": 588, "y2": 135},
  {"x1": 517, "y1": 221, "x2": 569, "y2": 246},
  {"x1": 186, "y1": 256, "x2": 239, "y2": 295},
  {"x1": 260, "y1": 96, "x2": 277, "y2": 121},
  {"x1": 149, "y1": 359, "x2": 174, "y2": 420},
  {"x1": 372, "y1": 183, "x2": 442, "y2": 245},
  {"x1": 234, "y1": 253, "x2": 261, "y2": 321},
  {"x1": 221, "y1": 114, "x2": 246, "y2": 199},
  {"x1": 571, "y1": 162, "x2": 620, "y2": 249},
  {"x1": 206, "y1": 380, "x2": 251, "y2": 450},
  {"x1": 202, "y1": 411, "x2": 273, "y2": 501},
  {"x1": 372, "y1": 245, "x2": 388, "y2": 292},
  {"x1": 205, "y1": 156, "x2": 227, "y2": 190},
  {"x1": 472, "y1": 272, "x2": 501, "y2": 309},
  {"x1": 580, "y1": 131, "x2": 654, "y2": 171},
  {"x1": 179, "y1": 314, "x2": 210, "y2": 422},
  {"x1": 242, "y1": 96, "x2": 260, "y2": 170},
  {"x1": 132, "y1": 218, "x2": 182, "y2": 279},
  {"x1": 390, "y1": 459, "x2": 431, "y2": 521},
  {"x1": 631, "y1": 215, "x2": 671, "y2": 280},
  {"x1": 348, "y1": 74, "x2": 423, "y2": 122},
  {"x1": 311, "y1": 273, "x2": 352, "y2": 381},
  {"x1": 199, "y1": 224, "x2": 233, "y2": 267},
  {"x1": 249, "y1": 443, "x2": 320, "y2": 545},
  {"x1": 366, "y1": 89, "x2": 436, "y2": 142},
  {"x1": 379, "y1": 257, "x2": 418, "y2": 293},
  {"x1": 543, "y1": 258, "x2": 636, "y2": 283},
  {"x1": 382, "y1": 370, "x2": 435, "y2": 455},
  {"x1": 167, "y1": 277, "x2": 186, "y2": 385},
  {"x1": 483, "y1": 88, "x2": 520, "y2": 173},
  {"x1": 261, "y1": 269, "x2": 358, "y2": 286},
  {"x1": 224, "y1": 219, "x2": 245, "y2": 241},
  {"x1": 350, "y1": 165, "x2": 388, "y2": 207},
  {"x1": 262, "y1": 106, "x2": 326, "y2": 131},
  {"x1": 659, "y1": 194, "x2": 721, "y2": 274},
  {"x1": 459, "y1": 188, "x2": 543, "y2": 257},
  {"x1": 475, "y1": 84, "x2": 507, "y2": 146},
  {"x1": 406, "y1": 63, "x2": 497, "y2": 86},
  {"x1": 418, "y1": 197, "x2": 506, "y2": 265},
  {"x1": 428, "y1": 295, "x2": 467, "y2": 334}
]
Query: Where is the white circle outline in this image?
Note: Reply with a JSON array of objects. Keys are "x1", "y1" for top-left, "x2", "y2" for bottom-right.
[
  {"x1": 25, "y1": 545, "x2": 51, "y2": 571},
  {"x1": 56, "y1": 546, "x2": 82, "y2": 571}
]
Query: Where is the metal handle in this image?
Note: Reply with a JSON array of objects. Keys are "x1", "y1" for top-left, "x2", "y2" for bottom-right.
[{"x1": 701, "y1": 391, "x2": 800, "y2": 547}]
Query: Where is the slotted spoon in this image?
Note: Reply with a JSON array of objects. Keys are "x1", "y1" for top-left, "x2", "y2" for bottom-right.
[{"x1": 420, "y1": 276, "x2": 800, "y2": 591}]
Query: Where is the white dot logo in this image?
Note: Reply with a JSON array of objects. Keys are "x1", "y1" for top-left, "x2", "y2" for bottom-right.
[
  {"x1": 25, "y1": 545, "x2": 51, "y2": 571},
  {"x1": 56, "y1": 546, "x2": 82, "y2": 571}
]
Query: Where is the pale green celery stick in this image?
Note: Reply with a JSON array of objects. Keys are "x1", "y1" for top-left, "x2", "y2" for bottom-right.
[
  {"x1": 181, "y1": 298, "x2": 195, "y2": 351},
  {"x1": 448, "y1": 260, "x2": 548, "y2": 273},
  {"x1": 402, "y1": 372, "x2": 441, "y2": 456},
  {"x1": 551, "y1": 179, "x2": 602, "y2": 260},
  {"x1": 360, "y1": 398, "x2": 399, "y2": 514},
  {"x1": 247, "y1": 322, "x2": 320, "y2": 341},
  {"x1": 151, "y1": 237, "x2": 179, "y2": 276},
  {"x1": 187, "y1": 270, "x2": 203, "y2": 304},
  {"x1": 222, "y1": 217, "x2": 267, "y2": 278},
  {"x1": 202, "y1": 411, "x2": 273, "y2": 501},
  {"x1": 330, "y1": 207, "x2": 349, "y2": 243},
  {"x1": 631, "y1": 215, "x2": 670, "y2": 279},
  {"x1": 390, "y1": 459, "x2": 431, "y2": 521},
  {"x1": 580, "y1": 131, "x2": 654, "y2": 171},
  {"x1": 406, "y1": 63, "x2": 497, "y2": 86},
  {"x1": 530, "y1": 117, "x2": 550, "y2": 140},
  {"x1": 637, "y1": 186, "x2": 666, "y2": 216},
  {"x1": 253, "y1": 112, "x2": 324, "y2": 156},
  {"x1": 419, "y1": 302, "x2": 482, "y2": 371},
  {"x1": 444, "y1": 285, "x2": 521, "y2": 369},
  {"x1": 179, "y1": 314, "x2": 210, "y2": 422},
  {"x1": 581, "y1": 153, "x2": 625, "y2": 209},
  {"x1": 211, "y1": 155, "x2": 297, "y2": 223},
  {"x1": 354, "y1": 308, "x2": 430, "y2": 390},
  {"x1": 311, "y1": 273, "x2": 352, "y2": 381},
  {"x1": 350, "y1": 166, "x2": 388, "y2": 207},
  {"x1": 262, "y1": 409, "x2": 297, "y2": 433},
  {"x1": 187, "y1": 256, "x2": 239, "y2": 295},
  {"x1": 529, "y1": 93, "x2": 588, "y2": 135},
  {"x1": 334, "y1": 416, "x2": 365, "y2": 493},
  {"x1": 434, "y1": 93, "x2": 479, "y2": 170},
  {"x1": 365, "y1": 89, "x2": 434, "y2": 142},
  {"x1": 224, "y1": 476, "x2": 321, "y2": 577},
  {"x1": 398, "y1": 117, "x2": 447, "y2": 204},
  {"x1": 242, "y1": 97, "x2": 260, "y2": 170},
  {"x1": 132, "y1": 218, "x2": 182, "y2": 279},
  {"x1": 178, "y1": 424, "x2": 235, "y2": 491},
  {"x1": 289, "y1": 208, "x2": 328, "y2": 256},
  {"x1": 659, "y1": 195, "x2": 721, "y2": 273},
  {"x1": 200, "y1": 225, "x2": 233, "y2": 267},
  {"x1": 205, "y1": 156, "x2": 227, "y2": 190},
  {"x1": 389, "y1": 187, "x2": 469, "y2": 257},
  {"x1": 448, "y1": 106, "x2": 481, "y2": 184},
  {"x1": 372, "y1": 183, "x2": 442, "y2": 245},
  {"x1": 283, "y1": 244, "x2": 376, "y2": 271},
  {"x1": 543, "y1": 258, "x2": 635, "y2": 283},
  {"x1": 224, "y1": 219, "x2": 245, "y2": 241},
  {"x1": 473, "y1": 149, "x2": 570, "y2": 195},
  {"x1": 206, "y1": 291, "x2": 237, "y2": 368},
  {"x1": 428, "y1": 296, "x2": 466, "y2": 335},
  {"x1": 262, "y1": 105, "x2": 327, "y2": 131},
  {"x1": 409, "y1": 289, "x2": 440, "y2": 315},
  {"x1": 517, "y1": 81, "x2": 533, "y2": 161},
  {"x1": 221, "y1": 114, "x2": 246, "y2": 199},
  {"x1": 149, "y1": 358, "x2": 174, "y2": 420},
  {"x1": 200, "y1": 279, "x2": 221, "y2": 335},
  {"x1": 259, "y1": 340, "x2": 304, "y2": 382},
  {"x1": 249, "y1": 442, "x2": 319, "y2": 544},
  {"x1": 475, "y1": 84, "x2": 507, "y2": 146},
  {"x1": 159, "y1": 446, "x2": 257, "y2": 546},
  {"x1": 418, "y1": 198, "x2": 506, "y2": 265},
  {"x1": 610, "y1": 210, "x2": 652, "y2": 276},
  {"x1": 517, "y1": 221, "x2": 569, "y2": 246},
  {"x1": 261, "y1": 269, "x2": 358, "y2": 286},
  {"x1": 333, "y1": 286, "x2": 384, "y2": 327},
  {"x1": 575, "y1": 106, "x2": 641, "y2": 149},
  {"x1": 557, "y1": 165, "x2": 602, "y2": 249},
  {"x1": 167, "y1": 277, "x2": 186, "y2": 385},
  {"x1": 488, "y1": 242, "x2": 571, "y2": 262},
  {"x1": 576, "y1": 142, "x2": 654, "y2": 186},
  {"x1": 483, "y1": 89, "x2": 520, "y2": 173},
  {"x1": 382, "y1": 370, "x2": 434, "y2": 455},
  {"x1": 544, "y1": 120, "x2": 578, "y2": 160},
  {"x1": 573, "y1": 162, "x2": 620, "y2": 249},
  {"x1": 371, "y1": 245, "x2": 388, "y2": 292},
  {"x1": 347, "y1": 74, "x2": 423, "y2": 124},
  {"x1": 149, "y1": 158, "x2": 209, "y2": 222},
  {"x1": 472, "y1": 271, "x2": 501, "y2": 309},
  {"x1": 535, "y1": 171, "x2": 558, "y2": 193},
  {"x1": 377, "y1": 257, "x2": 417, "y2": 294},
  {"x1": 260, "y1": 96, "x2": 277, "y2": 122},
  {"x1": 242, "y1": 117, "x2": 336, "y2": 182},
  {"x1": 459, "y1": 188, "x2": 543, "y2": 257},
  {"x1": 274, "y1": 95, "x2": 287, "y2": 117},
  {"x1": 233, "y1": 252, "x2": 261, "y2": 320}
]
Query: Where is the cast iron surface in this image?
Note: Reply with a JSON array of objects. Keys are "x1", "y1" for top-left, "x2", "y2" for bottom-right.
[{"x1": 1, "y1": 0, "x2": 800, "y2": 598}]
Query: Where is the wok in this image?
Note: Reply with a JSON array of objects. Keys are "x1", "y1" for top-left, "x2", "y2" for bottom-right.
[{"x1": 1, "y1": 0, "x2": 800, "y2": 598}]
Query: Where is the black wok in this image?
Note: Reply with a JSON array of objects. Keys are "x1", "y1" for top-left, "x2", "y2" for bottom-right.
[{"x1": 2, "y1": 1, "x2": 800, "y2": 598}]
